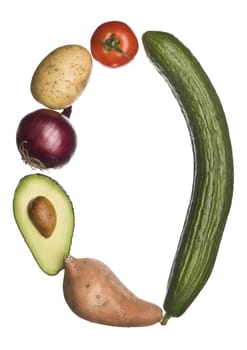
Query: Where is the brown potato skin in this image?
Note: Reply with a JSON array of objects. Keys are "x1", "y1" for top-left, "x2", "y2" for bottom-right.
[
  {"x1": 63, "y1": 256, "x2": 162, "y2": 327},
  {"x1": 31, "y1": 45, "x2": 92, "y2": 109}
]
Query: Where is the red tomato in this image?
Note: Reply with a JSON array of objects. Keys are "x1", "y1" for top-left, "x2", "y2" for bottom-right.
[{"x1": 90, "y1": 21, "x2": 139, "y2": 68}]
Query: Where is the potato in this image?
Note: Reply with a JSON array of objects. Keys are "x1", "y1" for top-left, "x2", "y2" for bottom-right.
[
  {"x1": 31, "y1": 45, "x2": 92, "y2": 109},
  {"x1": 63, "y1": 256, "x2": 163, "y2": 327}
]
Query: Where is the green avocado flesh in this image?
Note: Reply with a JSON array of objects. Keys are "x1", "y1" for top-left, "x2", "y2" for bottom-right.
[{"x1": 13, "y1": 174, "x2": 75, "y2": 275}]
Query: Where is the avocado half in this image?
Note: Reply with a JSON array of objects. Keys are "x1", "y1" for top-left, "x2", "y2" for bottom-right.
[{"x1": 13, "y1": 174, "x2": 75, "y2": 275}]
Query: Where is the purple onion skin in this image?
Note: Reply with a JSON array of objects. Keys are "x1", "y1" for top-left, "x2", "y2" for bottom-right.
[{"x1": 16, "y1": 109, "x2": 77, "y2": 169}]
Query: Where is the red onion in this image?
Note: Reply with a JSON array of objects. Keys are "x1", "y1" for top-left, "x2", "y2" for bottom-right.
[{"x1": 16, "y1": 108, "x2": 77, "y2": 169}]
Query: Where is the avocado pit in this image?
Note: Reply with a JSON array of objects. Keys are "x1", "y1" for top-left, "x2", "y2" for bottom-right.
[{"x1": 28, "y1": 196, "x2": 57, "y2": 238}]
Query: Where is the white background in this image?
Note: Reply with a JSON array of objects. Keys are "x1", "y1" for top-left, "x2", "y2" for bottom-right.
[{"x1": 1, "y1": 0, "x2": 246, "y2": 348}]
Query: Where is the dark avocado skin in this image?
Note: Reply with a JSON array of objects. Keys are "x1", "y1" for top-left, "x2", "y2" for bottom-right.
[{"x1": 13, "y1": 173, "x2": 75, "y2": 275}]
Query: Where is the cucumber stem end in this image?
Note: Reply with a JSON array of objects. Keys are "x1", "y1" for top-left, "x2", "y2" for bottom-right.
[{"x1": 160, "y1": 313, "x2": 171, "y2": 325}]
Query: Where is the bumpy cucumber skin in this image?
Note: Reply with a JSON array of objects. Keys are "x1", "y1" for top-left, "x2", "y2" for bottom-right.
[{"x1": 142, "y1": 31, "x2": 234, "y2": 320}]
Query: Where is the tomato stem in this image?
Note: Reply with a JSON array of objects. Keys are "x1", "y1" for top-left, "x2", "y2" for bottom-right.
[{"x1": 101, "y1": 34, "x2": 129, "y2": 58}]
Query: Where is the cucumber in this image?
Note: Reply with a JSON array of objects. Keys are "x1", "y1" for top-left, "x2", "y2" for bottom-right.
[{"x1": 142, "y1": 31, "x2": 234, "y2": 324}]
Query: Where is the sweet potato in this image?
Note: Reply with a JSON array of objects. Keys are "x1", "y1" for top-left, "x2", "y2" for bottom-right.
[{"x1": 63, "y1": 256, "x2": 162, "y2": 327}]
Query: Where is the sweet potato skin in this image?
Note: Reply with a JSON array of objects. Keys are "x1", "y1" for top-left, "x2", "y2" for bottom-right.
[{"x1": 63, "y1": 256, "x2": 162, "y2": 327}]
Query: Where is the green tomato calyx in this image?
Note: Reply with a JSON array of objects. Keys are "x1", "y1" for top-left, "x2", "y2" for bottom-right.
[{"x1": 101, "y1": 34, "x2": 129, "y2": 57}]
